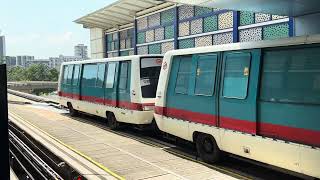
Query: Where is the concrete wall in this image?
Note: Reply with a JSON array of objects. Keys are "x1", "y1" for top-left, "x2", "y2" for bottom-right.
[
  {"x1": 295, "y1": 13, "x2": 320, "y2": 36},
  {"x1": 90, "y1": 28, "x2": 105, "y2": 59}
]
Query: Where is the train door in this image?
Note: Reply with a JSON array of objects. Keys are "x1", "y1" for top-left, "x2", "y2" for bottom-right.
[
  {"x1": 218, "y1": 49, "x2": 261, "y2": 134},
  {"x1": 71, "y1": 64, "x2": 81, "y2": 99},
  {"x1": 95, "y1": 63, "x2": 106, "y2": 104},
  {"x1": 104, "y1": 62, "x2": 119, "y2": 107},
  {"x1": 117, "y1": 61, "x2": 131, "y2": 109}
]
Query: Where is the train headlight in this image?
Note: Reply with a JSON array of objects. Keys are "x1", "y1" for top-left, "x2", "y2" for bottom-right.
[{"x1": 143, "y1": 105, "x2": 154, "y2": 111}]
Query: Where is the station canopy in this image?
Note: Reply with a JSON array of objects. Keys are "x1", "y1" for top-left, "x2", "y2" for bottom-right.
[
  {"x1": 163, "y1": 0, "x2": 320, "y2": 17},
  {"x1": 75, "y1": 0, "x2": 174, "y2": 29}
]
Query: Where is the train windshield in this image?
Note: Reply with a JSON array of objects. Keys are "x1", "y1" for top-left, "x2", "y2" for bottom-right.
[{"x1": 140, "y1": 57, "x2": 163, "y2": 98}]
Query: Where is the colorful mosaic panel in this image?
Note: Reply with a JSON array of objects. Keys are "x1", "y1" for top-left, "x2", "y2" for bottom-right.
[
  {"x1": 148, "y1": 13, "x2": 161, "y2": 28},
  {"x1": 179, "y1": 21, "x2": 190, "y2": 37},
  {"x1": 190, "y1": 18, "x2": 203, "y2": 35},
  {"x1": 137, "y1": 46, "x2": 148, "y2": 55},
  {"x1": 125, "y1": 39, "x2": 131, "y2": 48},
  {"x1": 263, "y1": 23, "x2": 289, "y2": 40},
  {"x1": 149, "y1": 43, "x2": 161, "y2": 54},
  {"x1": 161, "y1": 41, "x2": 174, "y2": 54},
  {"x1": 146, "y1": 30, "x2": 155, "y2": 43},
  {"x1": 155, "y1": 27, "x2": 164, "y2": 41},
  {"x1": 179, "y1": 38, "x2": 194, "y2": 49},
  {"x1": 195, "y1": 35, "x2": 212, "y2": 47},
  {"x1": 195, "y1": 6, "x2": 212, "y2": 16},
  {"x1": 120, "y1": 50, "x2": 129, "y2": 56},
  {"x1": 213, "y1": 32, "x2": 233, "y2": 45},
  {"x1": 137, "y1": 32, "x2": 145, "y2": 44},
  {"x1": 120, "y1": 30, "x2": 127, "y2": 40},
  {"x1": 179, "y1": 5, "x2": 194, "y2": 20},
  {"x1": 129, "y1": 50, "x2": 134, "y2": 55},
  {"x1": 239, "y1": 27, "x2": 262, "y2": 42},
  {"x1": 137, "y1": 17, "x2": 148, "y2": 30},
  {"x1": 240, "y1": 11, "x2": 254, "y2": 26},
  {"x1": 165, "y1": 25, "x2": 174, "y2": 39},
  {"x1": 120, "y1": 40, "x2": 126, "y2": 49},
  {"x1": 272, "y1": 15, "x2": 288, "y2": 20},
  {"x1": 203, "y1": 16, "x2": 218, "y2": 32},
  {"x1": 161, "y1": 9, "x2": 174, "y2": 25},
  {"x1": 112, "y1": 33, "x2": 118, "y2": 40},
  {"x1": 218, "y1": 11, "x2": 233, "y2": 29},
  {"x1": 255, "y1": 13, "x2": 271, "y2": 23}
]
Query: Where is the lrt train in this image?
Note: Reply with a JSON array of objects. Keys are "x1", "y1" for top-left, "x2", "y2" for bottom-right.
[
  {"x1": 58, "y1": 55, "x2": 163, "y2": 129},
  {"x1": 58, "y1": 35, "x2": 320, "y2": 178}
]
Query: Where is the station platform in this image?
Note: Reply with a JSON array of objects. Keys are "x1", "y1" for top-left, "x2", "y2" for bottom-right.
[{"x1": 8, "y1": 94, "x2": 240, "y2": 180}]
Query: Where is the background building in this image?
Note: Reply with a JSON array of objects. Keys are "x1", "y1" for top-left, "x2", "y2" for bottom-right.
[
  {"x1": 0, "y1": 36, "x2": 6, "y2": 57},
  {"x1": 49, "y1": 55, "x2": 84, "y2": 70},
  {"x1": 74, "y1": 44, "x2": 88, "y2": 59},
  {"x1": 26, "y1": 59, "x2": 50, "y2": 68},
  {"x1": 4, "y1": 56, "x2": 16, "y2": 68},
  {"x1": 16, "y1": 56, "x2": 34, "y2": 67},
  {"x1": 75, "y1": 0, "x2": 294, "y2": 59}
]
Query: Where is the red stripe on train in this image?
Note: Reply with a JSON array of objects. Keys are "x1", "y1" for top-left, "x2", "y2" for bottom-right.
[
  {"x1": 59, "y1": 91, "x2": 154, "y2": 111},
  {"x1": 155, "y1": 106, "x2": 320, "y2": 147}
]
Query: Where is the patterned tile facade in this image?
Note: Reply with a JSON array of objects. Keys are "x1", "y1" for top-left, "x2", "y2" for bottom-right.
[
  {"x1": 239, "y1": 28, "x2": 262, "y2": 42},
  {"x1": 218, "y1": 11, "x2": 233, "y2": 29},
  {"x1": 195, "y1": 35, "x2": 212, "y2": 47},
  {"x1": 240, "y1": 11, "x2": 254, "y2": 26},
  {"x1": 137, "y1": 46, "x2": 148, "y2": 55},
  {"x1": 161, "y1": 9, "x2": 174, "y2": 25},
  {"x1": 179, "y1": 5, "x2": 194, "y2": 20},
  {"x1": 195, "y1": 6, "x2": 212, "y2": 16},
  {"x1": 255, "y1": 13, "x2": 271, "y2": 23},
  {"x1": 203, "y1": 16, "x2": 218, "y2": 32},
  {"x1": 146, "y1": 30, "x2": 155, "y2": 42},
  {"x1": 179, "y1": 38, "x2": 194, "y2": 49},
  {"x1": 190, "y1": 19, "x2": 203, "y2": 35},
  {"x1": 148, "y1": 13, "x2": 161, "y2": 28},
  {"x1": 149, "y1": 43, "x2": 161, "y2": 54},
  {"x1": 161, "y1": 41, "x2": 174, "y2": 54},
  {"x1": 179, "y1": 21, "x2": 190, "y2": 37},
  {"x1": 213, "y1": 32, "x2": 233, "y2": 45},
  {"x1": 155, "y1": 27, "x2": 164, "y2": 41},
  {"x1": 263, "y1": 23, "x2": 289, "y2": 40},
  {"x1": 165, "y1": 25, "x2": 174, "y2": 39},
  {"x1": 137, "y1": 17, "x2": 148, "y2": 30}
]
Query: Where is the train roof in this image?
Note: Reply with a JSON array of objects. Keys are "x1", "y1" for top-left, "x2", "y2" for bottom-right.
[
  {"x1": 165, "y1": 34, "x2": 320, "y2": 57},
  {"x1": 61, "y1": 54, "x2": 163, "y2": 66}
]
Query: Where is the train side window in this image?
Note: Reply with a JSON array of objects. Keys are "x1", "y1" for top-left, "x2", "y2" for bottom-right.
[
  {"x1": 175, "y1": 56, "x2": 192, "y2": 94},
  {"x1": 261, "y1": 46, "x2": 320, "y2": 104},
  {"x1": 96, "y1": 64, "x2": 105, "y2": 87},
  {"x1": 82, "y1": 64, "x2": 97, "y2": 87},
  {"x1": 195, "y1": 54, "x2": 217, "y2": 96},
  {"x1": 62, "y1": 65, "x2": 69, "y2": 84},
  {"x1": 72, "y1": 65, "x2": 80, "y2": 86},
  {"x1": 119, "y1": 62, "x2": 129, "y2": 90},
  {"x1": 67, "y1": 65, "x2": 74, "y2": 85},
  {"x1": 223, "y1": 52, "x2": 251, "y2": 99},
  {"x1": 106, "y1": 63, "x2": 116, "y2": 88}
]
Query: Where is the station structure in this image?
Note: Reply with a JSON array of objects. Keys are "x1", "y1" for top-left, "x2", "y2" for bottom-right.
[{"x1": 75, "y1": 0, "x2": 296, "y2": 59}]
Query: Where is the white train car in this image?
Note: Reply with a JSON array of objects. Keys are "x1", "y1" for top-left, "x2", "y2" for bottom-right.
[
  {"x1": 58, "y1": 55, "x2": 163, "y2": 129},
  {"x1": 154, "y1": 35, "x2": 320, "y2": 178}
]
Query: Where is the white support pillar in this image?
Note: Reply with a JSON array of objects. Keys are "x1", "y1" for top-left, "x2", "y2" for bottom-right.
[{"x1": 90, "y1": 28, "x2": 106, "y2": 59}]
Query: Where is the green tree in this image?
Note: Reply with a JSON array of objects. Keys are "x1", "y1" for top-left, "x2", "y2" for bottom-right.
[
  {"x1": 7, "y1": 66, "x2": 27, "y2": 81},
  {"x1": 48, "y1": 68, "x2": 59, "y2": 81},
  {"x1": 25, "y1": 64, "x2": 50, "y2": 81}
]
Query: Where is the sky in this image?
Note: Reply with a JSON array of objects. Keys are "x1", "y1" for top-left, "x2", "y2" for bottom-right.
[{"x1": 0, "y1": 0, "x2": 116, "y2": 59}]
